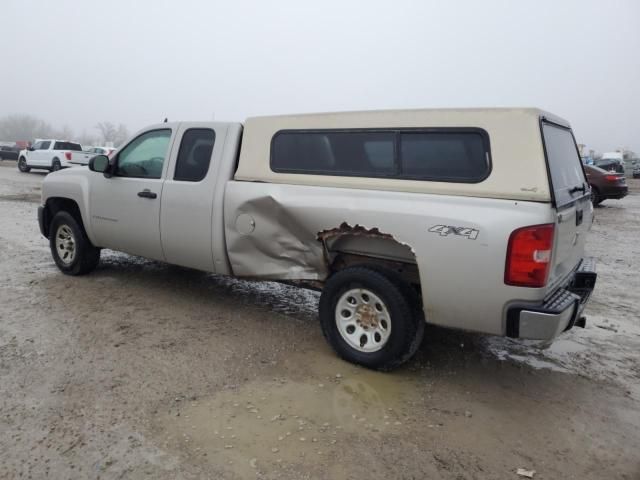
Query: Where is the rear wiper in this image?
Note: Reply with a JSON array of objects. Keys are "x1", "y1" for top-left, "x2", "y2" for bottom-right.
[{"x1": 569, "y1": 184, "x2": 586, "y2": 195}]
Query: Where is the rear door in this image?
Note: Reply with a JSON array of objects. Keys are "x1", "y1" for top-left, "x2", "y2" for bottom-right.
[
  {"x1": 160, "y1": 123, "x2": 223, "y2": 271},
  {"x1": 542, "y1": 121, "x2": 592, "y2": 288}
]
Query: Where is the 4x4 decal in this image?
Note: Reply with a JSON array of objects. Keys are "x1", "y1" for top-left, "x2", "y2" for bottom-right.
[{"x1": 428, "y1": 225, "x2": 479, "y2": 240}]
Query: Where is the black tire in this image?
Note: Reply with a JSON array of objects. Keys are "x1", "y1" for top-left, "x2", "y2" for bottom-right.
[
  {"x1": 319, "y1": 266, "x2": 425, "y2": 371},
  {"x1": 18, "y1": 156, "x2": 30, "y2": 172},
  {"x1": 590, "y1": 186, "x2": 603, "y2": 206},
  {"x1": 49, "y1": 211, "x2": 100, "y2": 275},
  {"x1": 51, "y1": 158, "x2": 62, "y2": 172}
]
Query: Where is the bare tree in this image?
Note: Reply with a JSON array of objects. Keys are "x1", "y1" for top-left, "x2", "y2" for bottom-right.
[
  {"x1": 0, "y1": 114, "x2": 129, "y2": 147},
  {"x1": 95, "y1": 121, "x2": 129, "y2": 147},
  {"x1": 95, "y1": 121, "x2": 118, "y2": 144},
  {"x1": 0, "y1": 114, "x2": 54, "y2": 141},
  {"x1": 114, "y1": 124, "x2": 129, "y2": 147},
  {"x1": 0, "y1": 114, "x2": 79, "y2": 144},
  {"x1": 52, "y1": 125, "x2": 74, "y2": 140},
  {"x1": 77, "y1": 130, "x2": 99, "y2": 147}
]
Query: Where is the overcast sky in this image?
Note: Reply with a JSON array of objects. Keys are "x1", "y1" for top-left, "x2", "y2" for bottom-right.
[{"x1": 2, "y1": 0, "x2": 639, "y2": 153}]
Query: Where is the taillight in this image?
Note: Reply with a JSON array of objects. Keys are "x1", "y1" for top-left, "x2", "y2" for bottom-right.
[
  {"x1": 65, "y1": 152, "x2": 72, "y2": 160},
  {"x1": 605, "y1": 174, "x2": 619, "y2": 182},
  {"x1": 505, "y1": 224, "x2": 555, "y2": 288}
]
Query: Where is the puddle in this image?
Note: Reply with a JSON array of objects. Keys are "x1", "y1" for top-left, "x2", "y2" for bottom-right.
[
  {"x1": 0, "y1": 192, "x2": 40, "y2": 203},
  {"x1": 546, "y1": 338, "x2": 588, "y2": 356},
  {"x1": 154, "y1": 366, "x2": 419, "y2": 478}
]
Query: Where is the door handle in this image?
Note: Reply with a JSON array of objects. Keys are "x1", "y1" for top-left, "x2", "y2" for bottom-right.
[{"x1": 137, "y1": 189, "x2": 157, "y2": 199}]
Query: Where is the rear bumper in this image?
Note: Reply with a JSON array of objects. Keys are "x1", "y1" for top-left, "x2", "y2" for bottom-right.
[
  {"x1": 600, "y1": 185, "x2": 628, "y2": 200},
  {"x1": 506, "y1": 257, "x2": 597, "y2": 340}
]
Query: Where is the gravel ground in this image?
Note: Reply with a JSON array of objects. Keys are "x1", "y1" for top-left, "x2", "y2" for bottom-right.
[{"x1": 1, "y1": 159, "x2": 639, "y2": 479}]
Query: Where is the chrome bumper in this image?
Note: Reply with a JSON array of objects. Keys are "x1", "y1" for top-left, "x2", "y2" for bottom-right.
[{"x1": 506, "y1": 258, "x2": 597, "y2": 340}]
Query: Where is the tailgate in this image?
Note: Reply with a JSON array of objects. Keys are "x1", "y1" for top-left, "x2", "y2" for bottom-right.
[
  {"x1": 71, "y1": 151, "x2": 92, "y2": 165},
  {"x1": 541, "y1": 121, "x2": 592, "y2": 288}
]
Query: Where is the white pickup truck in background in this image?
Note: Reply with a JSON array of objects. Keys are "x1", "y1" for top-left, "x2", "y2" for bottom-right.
[
  {"x1": 70, "y1": 146, "x2": 117, "y2": 166},
  {"x1": 18, "y1": 140, "x2": 92, "y2": 172}
]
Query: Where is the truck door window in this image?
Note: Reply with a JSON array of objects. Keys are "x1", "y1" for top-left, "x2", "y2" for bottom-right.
[
  {"x1": 115, "y1": 129, "x2": 171, "y2": 179},
  {"x1": 174, "y1": 128, "x2": 215, "y2": 182},
  {"x1": 39, "y1": 141, "x2": 51, "y2": 150}
]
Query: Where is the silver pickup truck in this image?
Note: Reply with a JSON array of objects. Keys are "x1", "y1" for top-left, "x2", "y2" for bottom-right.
[{"x1": 38, "y1": 108, "x2": 597, "y2": 370}]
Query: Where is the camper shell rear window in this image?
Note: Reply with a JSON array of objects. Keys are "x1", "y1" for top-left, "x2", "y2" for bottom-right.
[{"x1": 541, "y1": 121, "x2": 588, "y2": 207}]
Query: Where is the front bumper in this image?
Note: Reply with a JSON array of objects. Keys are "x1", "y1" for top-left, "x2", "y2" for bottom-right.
[
  {"x1": 38, "y1": 205, "x2": 48, "y2": 238},
  {"x1": 506, "y1": 258, "x2": 597, "y2": 340}
]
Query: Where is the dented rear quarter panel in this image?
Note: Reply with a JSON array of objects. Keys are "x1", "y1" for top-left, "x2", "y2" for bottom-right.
[{"x1": 224, "y1": 181, "x2": 555, "y2": 335}]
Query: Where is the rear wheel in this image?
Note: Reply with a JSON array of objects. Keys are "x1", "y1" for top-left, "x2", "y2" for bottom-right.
[
  {"x1": 49, "y1": 211, "x2": 100, "y2": 275},
  {"x1": 51, "y1": 158, "x2": 62, "y2": 172},
  {"x1": 319, "y1": 266, "x2": 424, "y2": 371},
  {"x1": 18, "y1": 157, "x2": 30, "y2": 172}
]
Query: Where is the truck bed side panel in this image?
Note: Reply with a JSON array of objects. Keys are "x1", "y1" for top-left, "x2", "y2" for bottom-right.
[{"x1": 224, "y1": 181, "x2": 555, "y2": 335}]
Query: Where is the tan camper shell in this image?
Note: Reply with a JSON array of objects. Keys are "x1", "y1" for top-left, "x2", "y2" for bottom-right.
[{"x1": 38, "y1": 108, "x2": 597, "y2": 370}]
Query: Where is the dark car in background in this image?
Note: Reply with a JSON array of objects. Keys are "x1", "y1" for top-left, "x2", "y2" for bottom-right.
[
  {"x1": 593, "y1": 158, "x2": 625, "y2": 173},
  {"x1": 585, "y1": 164, "x2": 628, "y2": 206},
  {"x1": 633, "y1": 163, "x2": 640, "y2": 179},
  {"x1": 0, "y1": 145, "x2": 20, "y2": 160}
]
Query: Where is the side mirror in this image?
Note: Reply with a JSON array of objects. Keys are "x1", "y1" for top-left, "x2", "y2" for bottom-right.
[
  {"x1": 88, "y1": 155, "x2": 110, "y2": 173},
  {"x1": 28, "y1": 146, "x2": 35, "y2": 151}
]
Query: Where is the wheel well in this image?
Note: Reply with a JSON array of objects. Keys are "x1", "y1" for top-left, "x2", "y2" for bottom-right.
[
  {"x1": 318, "y1": 224, "x2": 421, "y2": 288},
  {"x1": 42, "y1": 198, "x2": 83, "y2": 238}
]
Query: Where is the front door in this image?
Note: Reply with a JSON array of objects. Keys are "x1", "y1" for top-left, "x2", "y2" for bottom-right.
[
  {"x1": 29, "y1": 140, "x2": 50, "y2": 167},
  {"x1": 89, "y1": 128, "x2": 174, "y2": 260}
]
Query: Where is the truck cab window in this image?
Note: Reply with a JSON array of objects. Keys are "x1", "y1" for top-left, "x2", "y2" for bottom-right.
[
  {"x1": 174, "y1": 128, "x2": 215, "y2": 182},
  {"x1": 115, "y1": 129, "x2": 171, "y2": 179},
  {"x1": 39, "y1": 141, "x2": 51, "y2": 149}
]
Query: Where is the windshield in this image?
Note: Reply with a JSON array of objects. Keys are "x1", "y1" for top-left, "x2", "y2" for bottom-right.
[{"x1": 542, "y1": 123, "x2": 587, "y2": 207}]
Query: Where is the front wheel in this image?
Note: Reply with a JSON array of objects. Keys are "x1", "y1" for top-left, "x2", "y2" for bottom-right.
[
  {"x1": 49, "y1": 211, "x2": 100, "y2": 275},
  {"x1": 18, "y1": 157, "x2": 30, "y2": 172},
  {"x1": 319, "y1": 266, "x2": 424, "y2": 371}
]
